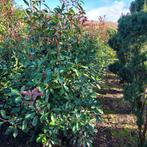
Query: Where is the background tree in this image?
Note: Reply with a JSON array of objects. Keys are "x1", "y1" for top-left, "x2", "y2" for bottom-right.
[{"x1": 130, "y1": 0, "x2": 144, "y2": 13}]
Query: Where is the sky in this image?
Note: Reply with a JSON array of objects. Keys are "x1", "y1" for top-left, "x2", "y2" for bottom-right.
[{"x1": 15, "y1": 0, "x2": 134, "y2": 22}]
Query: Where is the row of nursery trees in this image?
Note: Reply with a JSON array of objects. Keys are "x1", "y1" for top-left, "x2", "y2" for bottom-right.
[
  {"x1": 109, "y1": 0, "x2": 147, "y2": 146},
  {"x1": 0, "y1": 0, "x2": 146, "y2": 146},
  {"x1": 0, "y1": 0, "x2": 115, "y2": 146}
]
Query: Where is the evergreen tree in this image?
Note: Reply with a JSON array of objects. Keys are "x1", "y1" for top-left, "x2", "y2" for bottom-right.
[
  {"x1": 109, "y1": 0, "x2": 147, "y2": 146},
  {"x1": 130, "y1": 0, "x2": 144, "y2": 13}
]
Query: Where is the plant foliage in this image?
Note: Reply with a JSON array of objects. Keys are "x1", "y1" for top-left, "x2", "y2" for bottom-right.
[{"x1": 0, "y1": 0, "x2": 116, "y2": 146}]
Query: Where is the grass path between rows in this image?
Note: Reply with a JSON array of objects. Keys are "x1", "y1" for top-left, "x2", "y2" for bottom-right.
[{"x1": 93, "y1": 72, "x2": 138, "y2": 147}]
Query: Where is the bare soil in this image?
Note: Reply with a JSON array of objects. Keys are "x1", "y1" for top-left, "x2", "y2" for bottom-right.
[{"x1": 94, "y1": 72, "x2": 138, "y2": 147}]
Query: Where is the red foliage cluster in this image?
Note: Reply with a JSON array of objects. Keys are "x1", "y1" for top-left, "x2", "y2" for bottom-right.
[
  {"x1": 80, "y1": 16, "x2": 117, "y2": 41},
  {"x1": 21, "y1": 88, "x2": 43, "y2": 98}
]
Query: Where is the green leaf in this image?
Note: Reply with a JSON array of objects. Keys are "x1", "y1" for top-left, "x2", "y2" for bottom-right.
[
  {"x1": 76, "y1": 122, "x2": 79, "y2": 130},
  {"x1": 63, "y1": 84, "x2": 69, "y2": 92},
  {"x1": 0, "y1": 110, "x2": 6, "y2": 118},
  {"x1": 11, "y1": 89, "x2": 20, "y2": 96},
  {"x1": 73, "y1": 68, "x2": 79, "y2": 77},
  {"x1": 0, "y1": 110, "x2": 10, "y2": 119},
  {"x1": 15, "y1": 97, "x2": 22, "y2": 103},
  {"x1": 36, "y1": 135, "x2": 42, "y2": 143},
  {"x1": 44, "y1": 76, "x2": 51, "y2": 83},
  {"x1": 37, "y1": 134, "x2": 47, "y2": 144},
  {"x1": 91, "y1": 93, "x2": 97, "y2": 98},
  {"x1": 0, "y1": 122, "x2": 4, "y2": 127},
  {"x1": 96, "y1": 108, "x2": 103, "y2": 115},
  {"x1": 13, "y1": 128, "x2": 18, "y2": 138},
  {"x1": 25, "y1": 113, "x2": 35, "y2": 119},
  {"x1": 3, "y1": 88, "x2": 11, "y2": 94},
  {"x1": 22, "y1": 120, "x2": 27, "y2": 131},
  {"x1": 49, "y1": 114, "x2": 56, "y2": 126},
  {"x1": 44, "y1": 4, "x2": 50, "y2": 10},
  {"x1": 20, "y1": 86, "x2": 25, "y2": 92},
  {"x1": 51, "y1": 114, "x2": 55, "y2": 121},
  {"x1": 42, "y1": 135, "x2": 47, "y2": 145},
  {"x1": 5, "y1": 126, "x2": 14, "y2": 135},
  {"x1": 72, "y1": 126, "x2": 76, "y2": 133},
  {"x1": 32, "y1": 116, "x2": 38, "y2": 127},
  {"x1": 87, "y1": 142, "x2": 93, "y2": 147},
  {"x1": 61, "y1": 3, "x2": 65, "y2": 10},
  {"x1": 23, "y1": 0, "x2": 29, "y2": 6},
  {"x1": 58, "y1": 76, "x2": 64, "y2": 84}
]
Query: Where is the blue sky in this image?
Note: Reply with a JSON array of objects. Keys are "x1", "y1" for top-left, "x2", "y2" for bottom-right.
[{"x1": 15, "y1": 0, "x2": 134, "y2": 22}]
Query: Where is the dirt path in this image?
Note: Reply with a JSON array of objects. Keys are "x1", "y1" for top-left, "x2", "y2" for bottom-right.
[{"x1": 94, "y1": 72, "x2": 138, "y2": 147}]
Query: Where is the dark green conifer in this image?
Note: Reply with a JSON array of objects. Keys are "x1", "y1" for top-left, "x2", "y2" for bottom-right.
[{"x1": 109, "y1": 0, "x2": 147, "y2": 146}]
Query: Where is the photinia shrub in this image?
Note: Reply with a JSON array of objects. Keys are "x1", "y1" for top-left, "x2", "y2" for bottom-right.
[{"x1": 0, "y1": 0, "x2": 105, "y2": 146}]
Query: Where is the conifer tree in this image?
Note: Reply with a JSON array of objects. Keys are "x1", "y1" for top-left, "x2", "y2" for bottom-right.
[
  {"x1": 130, "y1": 0, "x2": 144, "y2": 13},
  {"x1": 109, "y1": 0, "x2": 147, "y2": 146}
]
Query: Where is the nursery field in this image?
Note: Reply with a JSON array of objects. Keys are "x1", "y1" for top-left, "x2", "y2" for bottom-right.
[{"x1": 0, "y1": 0, "x2": 146, "y2": 147}]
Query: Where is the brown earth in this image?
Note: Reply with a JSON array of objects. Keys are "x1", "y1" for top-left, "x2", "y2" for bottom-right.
[{"x1": 93, "y1": 72, "x2": 138, "y2": 147}]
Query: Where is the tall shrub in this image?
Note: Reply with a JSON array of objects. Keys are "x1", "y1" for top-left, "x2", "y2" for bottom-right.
[{"x1": 0, "y1": 0, "x2": 103, "y2": 146}]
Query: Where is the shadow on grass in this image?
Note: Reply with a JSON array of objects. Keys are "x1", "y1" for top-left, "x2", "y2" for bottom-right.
[
  {"x1": 98, "y1": 97, "x2": 131, "y2": 114},
  {"x1": 93, "y1": 126, "x2": 138, "y2": 147}
]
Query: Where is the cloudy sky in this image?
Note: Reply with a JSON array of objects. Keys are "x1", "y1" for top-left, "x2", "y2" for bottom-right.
[
  {"x1": 86, "y1": 0, "x2": 133, "y2": 22},
  {"x1": 15, "y1": 0, "x2": 134, "y2": 22}
]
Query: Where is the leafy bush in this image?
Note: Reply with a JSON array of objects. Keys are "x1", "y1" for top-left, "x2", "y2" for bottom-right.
[{"x1": 0, "y1": 0, "x2": 107, "y2": 146}]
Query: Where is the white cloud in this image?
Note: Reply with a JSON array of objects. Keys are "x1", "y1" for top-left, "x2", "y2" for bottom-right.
[{"x1": 86, "y1": 1, "x2": 130, "y2": 22}]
